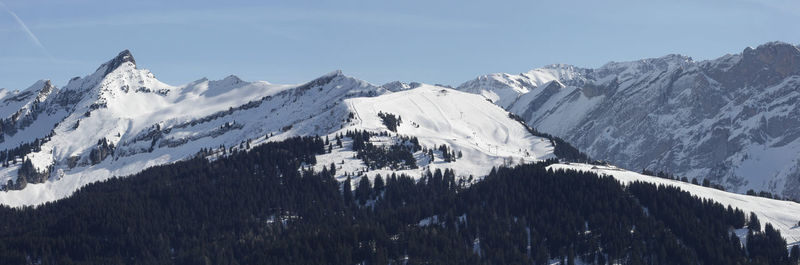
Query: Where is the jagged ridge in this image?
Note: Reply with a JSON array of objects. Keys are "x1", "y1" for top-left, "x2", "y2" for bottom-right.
[{"x1": 457, "y1": 41, "x2": 800, "y2": 199}]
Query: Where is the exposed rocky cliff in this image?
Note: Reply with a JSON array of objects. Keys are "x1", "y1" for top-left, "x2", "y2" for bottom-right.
[{"x1": 458, "y1": 41, "x2": 800, "y2": 199}]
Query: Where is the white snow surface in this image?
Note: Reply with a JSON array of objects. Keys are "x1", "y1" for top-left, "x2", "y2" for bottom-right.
[
  {"x1": 549, "y1": 163, "x2": 800, "y2": 246},
  {"x1": 0, "y1": 51, "x2": 554, "y2": 207},
  {"x1": 0, "y1": 51, "x2": 388, "y2": 206},
  {"x1": 319, "y1": 85, "x2": 554, "y2": 182}
]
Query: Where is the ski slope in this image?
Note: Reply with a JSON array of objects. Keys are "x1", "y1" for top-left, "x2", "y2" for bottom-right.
[
  {"x1": 313, "y1": 84, "x2": 556, "y2": 183},
  {"x1": 549, "y1": 163, "x2": 800, "y2": 246}
]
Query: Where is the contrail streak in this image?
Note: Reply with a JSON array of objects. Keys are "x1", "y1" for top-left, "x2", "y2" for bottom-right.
[{"x1": 0, "y1": 1, "x2": 53, "y2": 60}]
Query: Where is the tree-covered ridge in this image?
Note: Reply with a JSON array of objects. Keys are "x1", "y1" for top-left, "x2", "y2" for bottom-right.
[
  {"x1": 0, "y1": 137, "x2": 793, "y2": 264},
  {"x1": 508, "y1": 113, "x2": 590, "y2": 162}
]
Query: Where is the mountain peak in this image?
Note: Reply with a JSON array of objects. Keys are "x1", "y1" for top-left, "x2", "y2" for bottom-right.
[
  {"x1": 734, "y1": 41, "x2": 800, "y2": 81},
  {"x1": 751, "y1": 41, "x2": 796, "y2": 49},
  {"x1": 323, "y1": 69, "x2": 344, "y2": 78},
  {"x1": 601, "y1": 53, "x2": 692, "y2": 71},
  {"x1": 222, "y1": 74, "x2": 243, "y2": 84},
  {"x1": 744, "y1": 41, "x2": 800, "y2": 58},
  {"x1": 22, "y1": 79, "x2": 50, "y2": 92},
  {"x1": 208, "y1": 75, "x2": 246, "y2": 89},
  {"x1": 381, "y1": 81, "x2": 422, "y2": 92},
  {"x1": 114, "y1": 49, "x2": 136, "y2": 64},
  {"x1": 96, "y1": 49, "x2": 136, "y2": 77}
]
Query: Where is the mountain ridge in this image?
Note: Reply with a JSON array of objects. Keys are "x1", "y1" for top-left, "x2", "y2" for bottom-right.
[
  {"x1": 0, "y1": 50, "x2": 566, "y2": 207},
  {"x1": 5, "y1": 44, "x2": 800, "y2": 249},
  {"x1": 456, "y1": 40, "x2": 800, "y2": 199},
  {"x1": 4, "y1": 41, "x2": 799, "y2": 204}
]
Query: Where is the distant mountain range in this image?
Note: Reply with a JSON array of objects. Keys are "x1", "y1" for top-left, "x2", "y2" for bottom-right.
[
  {"x1": 458, "y1": 41, "x2": 800, "y2": 200},
  {"x1": 1, "y1": 41, "x2": 799, "y2": 207}
]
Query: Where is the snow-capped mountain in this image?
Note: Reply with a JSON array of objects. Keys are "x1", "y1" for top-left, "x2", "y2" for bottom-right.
[
  {"x1": 0, "y1": 79, "x2": 57, "y2": 146},
  {"x1": 0, "y1": 50, "x2": 559, "y2": 206},
  {"x1": 458, "y1": 41, "x2": 800, "y2": 199},
  {"x1": 5, "y1": 45, "x2": 800, "y2": 250}
]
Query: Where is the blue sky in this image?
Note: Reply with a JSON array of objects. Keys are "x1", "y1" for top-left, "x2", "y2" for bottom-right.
[{"x1": 1, "y1": 0, "x2": 798, "y2": 90}]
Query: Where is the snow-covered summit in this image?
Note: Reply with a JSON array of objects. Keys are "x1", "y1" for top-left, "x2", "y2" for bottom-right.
[
  {"x1": 312, "y1": 84, "x2": 555, "y2": 183},
  {"x1": 0, "y1": 79, "x2": 54, "y2": 118},
  {"x1": 0, "y1": 50, "x2": 563, "y2": 207}
]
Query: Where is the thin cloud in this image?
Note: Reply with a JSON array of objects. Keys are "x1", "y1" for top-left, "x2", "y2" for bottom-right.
[
  {"x1": 0, "y1": 1, "x2": 53, "y2": 60},
  {"x1": 0, "y1": 5, "x2": 489, "y2": 33},
  {"x1": 0, "y1": 56, "x2": 87, "y2": 65}
]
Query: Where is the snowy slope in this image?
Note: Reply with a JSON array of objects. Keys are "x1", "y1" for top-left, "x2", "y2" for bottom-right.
[
  {"x1": 0, "y1": 80, "x2": 53, "y2": 120},
  {"x1": 458, "y1": 41, "x2": 800, "y2": 200},
  {"x1": 311, "y1": 85, "x2": 555, "y2": 183},
  {"x1": 348, "y1": 85, "x2": 553, "y2": 164},
  {"x1": 1, "y1": 48, "x2": 798, "y2": 254},
  {"x1": 549, "y1": 163, "x2": 800, "y2": 246},
  {"x1": 0, "y1": 50, "x2": 558, "y2": 207},
  {"x1": 0, "y1": 49, "x2": 392, "y2": 206},
  {"x1": 0, "y1": 79, "x2": 59, "y2": 147},
  {"x1": 0, "y1": 71, "x2": 381, "y2": 206}
]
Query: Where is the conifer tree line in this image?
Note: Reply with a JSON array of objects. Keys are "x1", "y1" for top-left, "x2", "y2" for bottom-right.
[
  {"x1": 0, "y1": 135, "x2": 54, "y2": 190},
  {"x1": 641, "y1": 168, "x2": 800, "y2": 203},
  {"x1": 507, "y1": 113, "x2": 590, "y2": 162},
  {"x1": 0, "y1": 136, "x2": 794, "y2": 264}
]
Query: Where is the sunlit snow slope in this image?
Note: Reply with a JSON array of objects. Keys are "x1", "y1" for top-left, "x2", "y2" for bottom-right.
[
  {"x1": 0, "y1": 50, "x2": 387, "y2": 206},
  {"x1": 0, "y1": 50, "x2": 556, "y2": 207},
  {"x1": 312, "y1": 85, "x2": 555, "y2": 183}
]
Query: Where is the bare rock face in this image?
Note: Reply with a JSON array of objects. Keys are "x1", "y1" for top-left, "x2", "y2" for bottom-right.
[
  {"x1": 458, "y1": 41, "x2": 800, "y2": 199},
  {"x1": 99, "y1": 49, "x2": 136, "y2": 77},
  {"x1": 707, "y1": 42, "x2": 800, "y2": 88}
]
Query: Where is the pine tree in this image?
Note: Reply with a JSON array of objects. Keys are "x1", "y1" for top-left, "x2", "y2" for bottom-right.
[
  {"x1": 343, "y1": 176, "x2": 353, "y2": 205},
  {"x1": 749, "y1": 212, "x2": 761, "y2": 231},
  {"x1": 373, "y1": 175, "x2": 385, "y2": 195},
  {"x1": 730, "y1": 232, "x2": 742, "y2": 248},
  {"x1": 355, "y1": 176, "x2": 371, "y2": 204}
]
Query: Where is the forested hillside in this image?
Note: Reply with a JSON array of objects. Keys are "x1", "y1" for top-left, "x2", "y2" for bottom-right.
[{"x1": 0, "y1": 137, "x2": 793, "y2": 264}]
